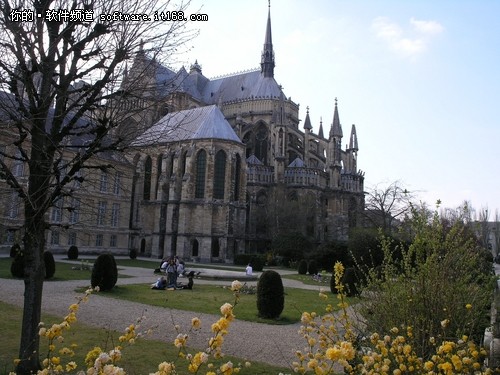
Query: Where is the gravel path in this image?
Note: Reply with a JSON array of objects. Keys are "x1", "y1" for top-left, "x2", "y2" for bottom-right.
[{"x1": 0, "y1": 259, "x2": 332, "y2": 370}]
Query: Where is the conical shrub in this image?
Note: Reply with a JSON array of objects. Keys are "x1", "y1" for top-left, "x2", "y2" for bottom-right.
[
  {"x1": 67, "y1": 245, "x2": 79, "y2": 260},
  {"x1": 257, "y1": 270, "x2": 284, "y2": 319},
  {"x1": 43, "y1": 251, "x2": 56, "y2": 279},
  {"x1": 91, "y1": 253, "x2": 118, "y2": 291}
]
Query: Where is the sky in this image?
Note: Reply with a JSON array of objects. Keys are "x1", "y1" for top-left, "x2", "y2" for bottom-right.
[{"x1": 172, "y1": 0, "x2": 500, "y2": 217}]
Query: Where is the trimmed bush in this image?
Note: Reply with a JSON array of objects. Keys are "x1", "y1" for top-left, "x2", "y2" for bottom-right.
[
  {"x1": 10, "y1": 243, "x2": 21, "y2": 258},
  {"x1": 129, "y1": 248, "x2": 138, "y2": 259},
  {"x1": 91, "y1": 253, "x2": 118, "y2": 291},
  {"x1": 250, "y1": 255, "x2": 265, "y2": 272},
  {"x1": 256, "y1": 270, "x2": 284, "y2": 319},
  {"x1": 234, "y1": 253, "x2": 266, "y2": 271},
  {"x1": 297, "y1": 259, "x2": 308, "y2": 275},
  {"x1": 43, "y1": 251, "x2": 56, "y2": 279},
  {"x1": 67, "y1": 245, "x2": 79, "y2": 260},
  {"x1": 342, "y1": 267, "x2": 359, "y2": 297},
  {"x1": 10, "y1": 254, "x2": 24, "y2": 278},
  {"x1": 307, "y1": 259, "x2": 318, "y2": 275}
]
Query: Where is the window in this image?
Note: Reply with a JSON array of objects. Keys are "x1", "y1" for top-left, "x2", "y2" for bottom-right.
[
  {"x1": 195, "y1": 150, "x2": 206, "y2": 198},
  {"x1": 51, "y1": 198, "x2": 64, "y2": 223},
  {"x1": 95, "y1": 234, "x2": 103, "y2": 247},
  {"x1": 233, "y1": 154, "x2": 241, "y2": 201},
  {"x1": 110, "y1": 203, "x2": 120, "y2": 227},
  {"x1": 6, "y1": 230, "x2": 15, "y2": 243},
  {"x1": 143, "y1": 156, "x2": 152, "y2": 200},
  {"x1": 69, "y1": 198, "x2": 80, "y2": 224},
  {"x1": 113, "y1": 172, "x2": 122, "y2": 195},
  {"x1": 8, "y1": 192, "x2": 20, "y2": 218},
  {"x1": 213, "y1": 150, "x2": 226, "y2": 199},
  {"x1": 192, "y1": 239, "x2": 199, "y2": 257},
  {"x1": 110, "y1": 234, "x2": 117, "y2": 247},
  {"x1": 97, "y1": 201, "x2": 107, "y2": 226},
  {"x1": 100, "y1": 171, "x2": 108, "y2": 192},
  {"x1": 50, "y1": 231, "x2": 60, "y2": 245},
  {"x1": 12, "y1": 150, "x2": 24, "y2": 177},
  {"x1": 67, "y1": 232, "x2": 77, "y2": 246}
]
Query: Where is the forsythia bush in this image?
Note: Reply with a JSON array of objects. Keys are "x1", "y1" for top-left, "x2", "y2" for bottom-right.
[
  {"x1": 293, "y1": 261, "x2": 495, "y2": 374},
  {"x1": 12, "y1": 280, "x2": 248, "y2": 375}
]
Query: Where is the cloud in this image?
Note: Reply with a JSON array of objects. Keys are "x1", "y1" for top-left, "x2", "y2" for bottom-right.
[
  {"x1": 372, "y1": 16, "x2": 444, "y2": 58},
  {"x1": 410, "y1": 18, "x2": 445, "y2": 35}
]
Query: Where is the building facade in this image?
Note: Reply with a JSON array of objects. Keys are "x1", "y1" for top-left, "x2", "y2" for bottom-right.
[{"x1": 0, "y1": 6, "x2": 365, "y2": 261}]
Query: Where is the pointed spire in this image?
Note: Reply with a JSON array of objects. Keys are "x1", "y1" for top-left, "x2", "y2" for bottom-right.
[
  {"x1": 329, "y1": 98, "x2": 343, "y2": 139},
  {"x1": 260, "y1": 1, "x2": 275, "y2": 78},
  {"x1": 318, "y1": 117, "x2": 324, "y2": 138},
  {"x1": 303, "y1": 106, "x2": 312, "y2": 130},
  {"x1": 349, "y1": 124, "x2": 359, "y2": 151}
]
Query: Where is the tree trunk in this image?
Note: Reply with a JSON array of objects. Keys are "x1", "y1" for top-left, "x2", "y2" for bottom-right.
[{"x1": 16, "y1": 220, "x2": 46, "y2": 374}]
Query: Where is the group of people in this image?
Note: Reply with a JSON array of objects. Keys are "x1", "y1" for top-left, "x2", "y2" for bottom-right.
[{"x1": 152, "y1": 256, "x2": 188, "y2": 290}]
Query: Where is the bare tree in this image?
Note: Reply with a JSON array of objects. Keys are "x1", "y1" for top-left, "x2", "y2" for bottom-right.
[
  {"x1": 364, "y1": 180, "x2": 416, "y2": 234},
  {"x1": 0, "y1": 0, "x2": 196, "y2": 372},
  {"x1": 476, "y1": 206, "x2": 491, "y2": 250},
  {"x1": 494, "y1": 210, "x2": 500, "y2": 257}
]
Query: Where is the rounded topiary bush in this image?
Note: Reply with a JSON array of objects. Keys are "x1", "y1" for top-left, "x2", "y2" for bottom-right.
[
  {"x1": 129, "y1": 248, "x2": 137, "y2": 259},
  {"x1": 43, "y1": 251, "x2": 56, "y2": 279},
  {"x1": 342, "y1": 267, "x2": 359, "y2": 297},
  {"x1": 256, "y1": 270, "x2": 284, "y2": 319},
  {"x1": 67, "y1": 245, "x2": 79, "y2": 260},
  {"x1": 307, "y1": 259, "x2": 319, "y2": 275},
  {"x1": 250, "y1": 255, "x2": 265, "y2": 272},
  {"x1": 10, "y1": 243, "x2": 21, "y2": 258},
  {"x1": 10, "y1": 254, "x2": 24, "y2": 278},
  {"x1": 297, "y1": 259, "x2": 308, "y2": 275},
  {"x1": 91, "y1": 253, "x2": 118, "y2": 291}
]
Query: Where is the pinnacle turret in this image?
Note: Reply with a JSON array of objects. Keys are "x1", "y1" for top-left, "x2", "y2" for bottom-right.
[
  {"x1": 349, "y1": 124, "x2": 359, "y2": 151},
  {"x1": 329, "y1": 98, "x2": 343, "y2": 139},
  {"x1": 303, "y1": 106, "x2": 312, "y2": 130},
  {"x1": 260, "y1": 2, "x2": 275, "y2": 78}
]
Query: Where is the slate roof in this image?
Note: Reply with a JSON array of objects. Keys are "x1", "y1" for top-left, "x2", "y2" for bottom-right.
[
  {"x1": 288, "y1": 157, "x2": 305, "y2": 168},
  {"x1": 133, "y1": 105, "x2": 242, "y2": 147},
  {"x1": 200, "y1": 69, "x2": 284, "y2": 104}
]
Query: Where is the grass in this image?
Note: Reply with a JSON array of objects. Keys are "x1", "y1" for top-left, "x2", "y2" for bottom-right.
[
  {"x1": 0, "y1": 301, "x2": 291, "y2": 375},
  {"x1": 0, "y1": 258, "x2": 134, "y2": 281},
  {"x1": 87, "y1": 283, "x2": 348, "y2": 325},
  {"x1": 281, "y1": 272, "x2": 333, "y2": 287}
]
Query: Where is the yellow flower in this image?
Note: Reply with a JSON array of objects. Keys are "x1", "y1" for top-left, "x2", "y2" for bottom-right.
[
  {"x1": 441, "y1": 319, "x2": 450, "y2": 328},
  {"x1": 191, "y1": 317, "x2": 201, "y2": 329},
  {"x1": 220, "y1": 303, "x2": 233, "y2": 317},
  {"x1": 231, "y1": 280, "x2": 242, "y2": 291},
  {"x1": 465, "y1": 303, "x2": 472, "y2": 310}
]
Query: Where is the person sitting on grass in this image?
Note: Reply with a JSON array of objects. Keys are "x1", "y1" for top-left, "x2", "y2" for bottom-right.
[{"x1": 151, "y1": 276, "x2": 167, "y2": 290}]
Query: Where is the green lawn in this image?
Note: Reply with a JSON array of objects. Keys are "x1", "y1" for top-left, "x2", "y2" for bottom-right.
[
  {"x1": 0, "y1": 301, "x2": 291, "y2": 375},
  {"x1": 0, "y1": 258, "x2": 134, "y2": 281},
  {"x1": 90, "y1": 282, "x2": 343, "y2": 325}
]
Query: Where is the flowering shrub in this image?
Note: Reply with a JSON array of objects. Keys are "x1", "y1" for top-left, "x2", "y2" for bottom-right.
[
  {"x1": 293, "y1": 261, "x2": 496, "y2": 374},
  {"x1": 12, "y1": 280, "x2": 249, "y2": 375}
]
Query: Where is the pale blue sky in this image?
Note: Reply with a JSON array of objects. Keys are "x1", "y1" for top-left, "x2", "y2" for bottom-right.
[{"x1": 175, "y1": 0, "x2": 500, "y2": 216}]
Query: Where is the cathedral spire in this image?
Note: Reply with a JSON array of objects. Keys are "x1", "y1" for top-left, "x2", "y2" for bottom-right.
[
  {"x1": 329, "y1": 98, "x2": 343, "y2": 139},
  {"x1": 349, "y1": 124, "x2": 359, "y2": 151},
  {"x1": 260, "y1": 1, "x2": 275, "y2": 78},
  {"x1": 303, "y1": 106, "x2": 312, "y2": 130}
]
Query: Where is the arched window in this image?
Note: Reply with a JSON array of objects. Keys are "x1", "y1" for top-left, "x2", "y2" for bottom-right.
[
  {"x1": 211, "y1": 238, "x2": 220, "y2": 258},
  {"x1": 233, "y1": 154, "x2": 241, "y2": 201},
  {"x1": 181, "y1": 151, "x2": 188, "y2": 176},
  {"x1": 155, "y1": 154, "x2": 163, "y2": 198},
  {"x1": 192, "y1": 239, "x2": 199, "y2": 257},
  {"x1": 195, "y1": 150, "x2": 206, "y2": 198},
  {"x1": 143, "y1": 156, "x2": 152, "y2": 200},
  {"x1": 254, "y1": 124, "x2": 268, "y2": 164},
  {"x1": 213, "y1": 150, "x2": 226, "y2": 199}
]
